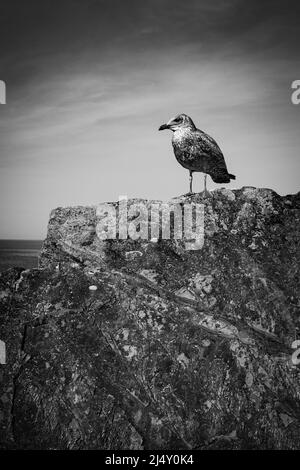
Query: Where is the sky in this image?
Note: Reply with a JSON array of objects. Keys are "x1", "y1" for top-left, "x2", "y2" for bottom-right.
[{"x1": 0, "y1": 0, "x2": 299, "y2": 239}]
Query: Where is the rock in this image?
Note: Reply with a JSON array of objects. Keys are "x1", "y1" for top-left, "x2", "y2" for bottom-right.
[
  {"x1": 0, "y1": 188, "x2": 300, "y2": 449},
  {"x1": 280, "y1": 413, "x2": 295, "y2": 428}
]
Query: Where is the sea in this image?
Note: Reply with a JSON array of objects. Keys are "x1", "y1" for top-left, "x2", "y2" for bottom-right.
[{"x1": 0, "y1": 240, "x2": 43, "y2": 272}]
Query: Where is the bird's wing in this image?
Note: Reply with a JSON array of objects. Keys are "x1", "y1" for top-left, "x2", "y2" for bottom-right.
[
  {"x1": 195, "y1": 129, "x2": 224, "y2": 160},
  {"x1": 194, "y1": 130, "x2": 230, "y2": 181}
]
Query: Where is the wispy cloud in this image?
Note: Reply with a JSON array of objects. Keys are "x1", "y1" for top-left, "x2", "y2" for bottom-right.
[{"x1": 0, "y1": 0, "x2": 299, "y2": 237}]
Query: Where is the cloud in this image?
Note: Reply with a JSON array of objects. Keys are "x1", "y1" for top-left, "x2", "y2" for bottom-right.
[{"x1": 0, "y1": 0, "x2": 299, "y2": 237}]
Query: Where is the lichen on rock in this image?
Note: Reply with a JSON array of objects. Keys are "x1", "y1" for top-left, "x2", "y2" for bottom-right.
[{"x1": 0, "y1": 188, "x2": 300, "y2": 449}]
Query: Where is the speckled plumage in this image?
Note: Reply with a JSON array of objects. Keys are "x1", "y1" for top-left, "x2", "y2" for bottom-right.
[{"x1": 159, "y1": 114, "x2": 235, "y2": 185}]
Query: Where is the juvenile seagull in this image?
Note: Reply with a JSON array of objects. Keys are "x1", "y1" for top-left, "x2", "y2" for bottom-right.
[{"x1": 159, "y1": 113, "x2": 235, "y2": 196}]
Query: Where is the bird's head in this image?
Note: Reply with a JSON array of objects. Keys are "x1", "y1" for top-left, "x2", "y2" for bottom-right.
[{"x1": 158, "y1": 114, "x2": 196, "y2": 132}]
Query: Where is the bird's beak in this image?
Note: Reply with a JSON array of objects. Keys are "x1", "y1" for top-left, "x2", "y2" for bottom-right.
[{"x1": 158, "y1": 123, "x2": 169, "y2": 131}]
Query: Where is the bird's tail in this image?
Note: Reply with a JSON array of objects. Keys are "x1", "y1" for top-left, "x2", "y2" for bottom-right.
[{"x1": 211, "y1": 172, "x2": 236, "y2": 183}]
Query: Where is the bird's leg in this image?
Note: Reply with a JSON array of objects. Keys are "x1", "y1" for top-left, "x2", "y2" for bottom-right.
[
  {"x1": 181, "y1": 171, "x2": 194, "y2": 197},
  {"x1": 189, "y1": 171, "x2": 193, "y2": 194},
  {"x1": 200, "y1": 173, "x2": 212, "y2": 198}
]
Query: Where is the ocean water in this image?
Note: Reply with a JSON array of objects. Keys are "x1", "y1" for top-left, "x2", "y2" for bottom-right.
[{"x1": 0, "y1": 240, "x2": 43, "y2": 272}]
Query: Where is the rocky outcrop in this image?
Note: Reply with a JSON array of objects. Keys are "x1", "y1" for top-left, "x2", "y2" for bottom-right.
[{"x1": 1, "y1": 187, "x2": 300, "y2": 449}]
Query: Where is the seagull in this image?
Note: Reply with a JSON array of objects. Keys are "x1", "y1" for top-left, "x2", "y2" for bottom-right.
[{"x1": 159, "y1": 113, "x2": 235, "y2": 196}]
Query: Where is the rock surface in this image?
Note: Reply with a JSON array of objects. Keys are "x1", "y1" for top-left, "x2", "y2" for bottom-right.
[{"x1": 1, "y1": 187, "x2": 300, "y2": 449}]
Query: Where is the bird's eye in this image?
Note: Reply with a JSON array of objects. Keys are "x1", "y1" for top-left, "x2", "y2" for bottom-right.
[{"x1": 173, "y1": 117, "x2": 181, "y2": 123}]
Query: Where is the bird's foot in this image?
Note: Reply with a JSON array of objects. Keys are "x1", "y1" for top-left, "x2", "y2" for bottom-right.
[
  {"x1": 199, "y1": 189, "x2": 212, "y2": 199},
  {"x1": 181, "y1": 191, "x2": 194, "y2": 197}
]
